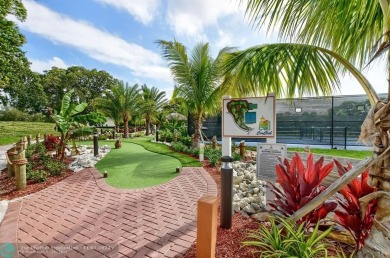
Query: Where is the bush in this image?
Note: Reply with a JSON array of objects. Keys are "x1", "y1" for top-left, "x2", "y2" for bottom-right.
[
  {"x1": 27, "y1": 170, "x2": 47, "y2": 183},
  {"x1": 269, "y1": 153, "x2": 337, "y2": 228},
  {"x1": 242, "y1": 216, "x2": 332, "y2": 257},
  {"x1": 333, "y1": 160, "x2": 377, "y2": 251},
  {"x1": 45, "y1": 160, "x2": 66, "y2": 176},
  {"x1": 179, "y1": 136, "x2": 191, "y2": 147},
  {"x1": 205, "y1": 148, "x2": 222, "y2": 166},
  {"x1": 0, "y1": 108, "x2": 47, "y2": 122},
  {"x1": 44, "y1": 134, "x2": 60, "y2": 151}
]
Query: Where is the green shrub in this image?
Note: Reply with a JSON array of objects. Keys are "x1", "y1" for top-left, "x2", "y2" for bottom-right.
[
  {"x1": 205, "y1": 148, "x2": 222, "y2": 166},
  {"x1": 179, "y1": 136, "x2": 191, "y2": 147},
  {"x1": 232, "y1": 152, "x2": 241, "y2": 161},
  {"x1": 25, "y1": 144, "x2": 36, "y2": 160},
  {"x1": 27, "y1": 170, "x2": 47, "y2": 183},
  {"x1": 242, "y1": 216, "x2": 332, "y2": 257},
  {"x1": 45, "y1": 160, "x2": 66, "y2": 176},
  {"x1": 0, "y1": 108, "x2": 47, "y2": 122}
]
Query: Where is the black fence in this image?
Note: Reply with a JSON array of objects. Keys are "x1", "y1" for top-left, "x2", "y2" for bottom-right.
[{"x1": 189, "y1": 93, "x2": 387, "y2": 149}]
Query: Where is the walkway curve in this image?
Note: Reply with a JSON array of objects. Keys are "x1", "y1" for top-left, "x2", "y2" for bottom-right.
[{"x1": 0, "y1": 167, "x2": 217, "y2": 257}]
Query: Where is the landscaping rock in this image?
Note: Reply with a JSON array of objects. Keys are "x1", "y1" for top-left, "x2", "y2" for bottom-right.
[
  {"x1": 69, "y1": 145, "x2": 111, "y2": 172},
  {"x1": 231, "y1": 161, "x2": 267, "y2": 217}
]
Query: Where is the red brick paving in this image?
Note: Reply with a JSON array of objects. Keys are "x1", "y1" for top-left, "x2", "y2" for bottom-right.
[{"x1": 0, "y1": 167, "x2": 217, "y2": 257}]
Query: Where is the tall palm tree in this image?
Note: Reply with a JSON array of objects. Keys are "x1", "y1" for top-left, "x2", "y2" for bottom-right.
[
  {"x1": 94, "y1": 81, "x2": 140, "y2": 138},
  {"x1": 224, "y1": 0, "x2": 390, "y2": 255},
  {"x1": 140, "y1": 84, "x2": 167, "y2": 135},
  {"x1": 157, "y1": 40, "x2": 231, "y2": 144}
]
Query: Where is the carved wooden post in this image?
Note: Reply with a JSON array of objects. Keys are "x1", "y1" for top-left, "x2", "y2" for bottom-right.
[
  {"x1": 27, "y1": 135, "x2": 32, "y2": 146},
  {"x1": 14, "y1": 150, "x2": 27, "y2": 190},
  {"x1": 239, "y1": 140, "x2": 246, "y2": 159},
  {"x1": 6, "y1": 147, "x2": 17, "y2": 177},
  {"x1": 211, "y1": 136, "x2": 217, "y2": 149},
  {"x1": 36, "y1": 134, "x2": 40, "y2": 145}
]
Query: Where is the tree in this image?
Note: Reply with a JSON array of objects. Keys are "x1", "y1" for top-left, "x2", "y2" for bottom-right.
[
  {"x1": 224, "y1": 0, "x2": 389, "y2": 255},
  {"x1": 52, "y1": 89, "x2": 91, "y2": 161},
  {"x1": 157, "y1": 40, "x2": 231, "y2": 144},
  {"x1": 140, "y1": 85, "x2": 167, "y2": 135},
  {"x1": 0, "y1": 0, "x2": 30, "y2": 90},
  {"x1": 5, "y1": 71, "x2": 48, "y2": 113},
  {"x1": 94, "y1": 81, "x2": 140, "y2": 138},
  {"x1": 41, "y1": 66, "x2": 115, "y2": 111}
]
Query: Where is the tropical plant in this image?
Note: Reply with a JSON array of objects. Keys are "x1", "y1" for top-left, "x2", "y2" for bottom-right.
[
  {"x1": 225, "y1": 1, "x2": 390, "y2": 255},
  {"x1": 94, "y1": 81, "x2": 140, "y2": 138},
  {"x1": 242, "y1": 216, "x2": 332, "y2": 257},
  {"x1": 157, "y1": 40, "x2": 231, "y2": 144},
  {"x1": 333, "y1": 160, "x2": 377, "y2": 251},
  {"x1": 44, "y1": 134, "x2": 60, "y2": 151},
  {"x1": 51, "y1": 89, "x2": 92, "y2": 160},
  {"x1": 140, "y1": 84, "x2": 167, "y2": 135},
  {"x1": 270, "y1": 153, "x2": 337, "y2": 227}
]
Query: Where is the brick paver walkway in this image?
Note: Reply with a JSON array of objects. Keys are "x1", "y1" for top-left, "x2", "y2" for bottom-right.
[{"x1": 0, "y1": 167, "x2": 217, "y2": 257}]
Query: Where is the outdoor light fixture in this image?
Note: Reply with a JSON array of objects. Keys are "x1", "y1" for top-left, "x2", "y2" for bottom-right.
[{"x1": 295, "y1": 107, "x2": 302, "y2": 113}]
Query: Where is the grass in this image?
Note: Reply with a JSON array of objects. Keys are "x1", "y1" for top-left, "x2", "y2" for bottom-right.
[
  {"x1": 78, "y1": 140, "x2": 181, "y2": 189},
  {"x1": 77, "y1": 137, "x2": 200, "y2": 189},
  {"x1": 0, "y1": 121, "x2": 58, "y2": 145},
  {"x1": 287, "y1": 147, "x2": 372, "y2": 160},
  {"x1": 123, "y1": 136, "x2": 201, "y2": 167}
]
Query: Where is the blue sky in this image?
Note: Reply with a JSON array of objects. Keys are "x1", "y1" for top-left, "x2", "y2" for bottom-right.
[{"x1": 13, "y1": 0, "x2": 388, "y2": 98}]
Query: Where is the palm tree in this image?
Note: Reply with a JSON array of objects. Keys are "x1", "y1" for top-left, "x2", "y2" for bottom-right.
[
  {"x1": 157, "y1": 40, "x2": 231, "y2": 144},
  {"x1": 223, "y1": 0, "x2": 390, "y2": 255},
  {"x1": 94, "y1": 81, "x2": 140, "y2": 138},
  {"x1": 140, "y1": 85, "x2": 167, "y2": 135}
]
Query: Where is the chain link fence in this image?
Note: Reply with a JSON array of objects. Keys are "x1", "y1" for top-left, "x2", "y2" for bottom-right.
[{"x1": 190, "y1": 93, "x2": 387, "y2": 149}]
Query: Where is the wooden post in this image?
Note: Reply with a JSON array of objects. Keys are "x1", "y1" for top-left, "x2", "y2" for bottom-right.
[
  {"x1": 14, "y1": 150, "x2": 27, "y2": 190},
  {"x1": 239, "y1": 141, "x2": 246, "y2": 159},
  {"x1": 6, "y1": 148, "x2": 17, "y2": 177},
  {"x1": 36, "y1": 134, "x2": 40, "y2": 145},
  {"x1": 196, "y1": 195, "x2": 218, "y2": 258},
  {"x1": 27, "y1": 135, "x2": 32, "y2": 146}
]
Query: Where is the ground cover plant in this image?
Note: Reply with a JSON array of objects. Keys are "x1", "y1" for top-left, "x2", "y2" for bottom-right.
[
  {"x1": 242, "y1": 216, "x2": 333, "y2": 257},
  {"x1": 0, "y1": 121, "x2": 57, "y2": 145}
]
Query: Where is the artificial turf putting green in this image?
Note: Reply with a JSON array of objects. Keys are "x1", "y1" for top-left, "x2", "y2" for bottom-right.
[{"x1": 94, "y1": 141, "x2": 181, "y2": 189}]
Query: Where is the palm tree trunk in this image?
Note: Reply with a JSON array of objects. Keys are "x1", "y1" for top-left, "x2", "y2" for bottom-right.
[
  {"x1": 123, "y1": 117, "x2": 129, "y2": 138},
  {"x1": 145, "y1": 114, "x2": 151, "y2": 136}
]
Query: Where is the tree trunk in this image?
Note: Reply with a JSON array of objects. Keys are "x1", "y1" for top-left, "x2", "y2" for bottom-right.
[
  {"x1": 123, "y1": 117, "x2": 129, "y2": 138},
  {"x1": 194, "y1": 115, "x2": 203, "y2": 144},
  {"x1": 145, "y1": 114, "x2": 151, "y2": 136}
]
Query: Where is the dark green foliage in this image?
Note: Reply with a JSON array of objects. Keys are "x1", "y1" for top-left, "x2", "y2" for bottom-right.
[
  {"x1": 26, "y1": 170, "x2": 47, "y2": 183},
  {"x1": 45, "y1": 160, "x2": 65, "y2": 176},
  {"x1": 0, "y1": 108, "x2": 47, "y2": 122},
  {"x1": 205, "y1": 148, "x2": 222, "y2": 166}
]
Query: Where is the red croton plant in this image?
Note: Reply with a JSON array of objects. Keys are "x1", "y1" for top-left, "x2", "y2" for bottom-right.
[
  {"x1": 44, "y1": 134, "x2": 60, "y2": 151},
  {"x1": 269, "y1": 153, "x2": 337, "y2": 227},
  {"x1": 333, "y1": 160, "x2": 377, "y2": 251}
]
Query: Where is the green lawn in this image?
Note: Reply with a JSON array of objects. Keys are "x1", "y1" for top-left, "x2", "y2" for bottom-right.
[
  {"x1": 123, "y1": 136, "x2": 201, "y2": 167},
  {"x1": 287, "y1": 147, "x2": 372, "y2": 160},
  {"x1": 90, "y1": 140, "x2": 182, "y2": 189},
  {"x1": 0, "y1": 121, "x2": 58, "y2": 145}
]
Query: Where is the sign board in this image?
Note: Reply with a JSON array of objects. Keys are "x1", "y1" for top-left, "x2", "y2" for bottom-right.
[
  {"x1": 222, "y1": 96, "x2": 275, "y2": 138},
  {"x1": 256, "y1": 143, "x2": 287, "y2": 180}
]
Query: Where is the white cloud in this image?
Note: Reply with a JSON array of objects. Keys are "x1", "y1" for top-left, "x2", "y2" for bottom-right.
[
  {"x1": 18, "y1": 0, "x2": 171, "y2": 82},
  {"x1": 95, "y1": 0, "x2": 160, "y2": 25},
  {"x1": 166, "y1": 0, "x2": 242, "y2": 40},
  {"x1": 30, "y1": 56, "x2": 69, "y2": 73}
]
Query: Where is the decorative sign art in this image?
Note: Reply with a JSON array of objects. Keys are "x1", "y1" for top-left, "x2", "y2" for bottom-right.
[{"x1": 222, "y1": 96, "x2": 275, "y2": 138}]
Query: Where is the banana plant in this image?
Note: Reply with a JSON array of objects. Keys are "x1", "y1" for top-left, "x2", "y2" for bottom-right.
[{"x1": 51, "y1": 89, "x2": 91, "y2": 160}]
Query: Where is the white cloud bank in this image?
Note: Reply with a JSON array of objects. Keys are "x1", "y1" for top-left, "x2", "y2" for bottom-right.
[
  {"x1": 95, "y1": 0, "x2": 160, "y2": 25},
  {"x1": 19, "y1": 0, "x2": 171, "y2": 83},
  {"x1": 30, "y1": 56, "x2": 69, "y2": 73}
]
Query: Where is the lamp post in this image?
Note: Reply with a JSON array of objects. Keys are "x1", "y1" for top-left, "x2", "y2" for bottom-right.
[
  {"x1": 93, "y1": 132, "x2": 99, "y2": 157},
  {"x1": 220, "y1": 155, "x2": 233, "y2": 229}
]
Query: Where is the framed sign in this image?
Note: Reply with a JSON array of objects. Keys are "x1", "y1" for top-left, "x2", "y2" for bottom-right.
[
  {"x1": 222, "y1": 96, "x2": 275, "y2": 138},
  {"x1": 256, "y1": 143, "x2": 287, "y2": 180}
]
